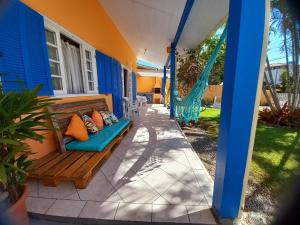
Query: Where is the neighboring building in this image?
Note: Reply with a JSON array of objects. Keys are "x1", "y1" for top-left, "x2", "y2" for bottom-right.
[{"x1": 265, "y1": 63, "x2": 297, "y2": 86}]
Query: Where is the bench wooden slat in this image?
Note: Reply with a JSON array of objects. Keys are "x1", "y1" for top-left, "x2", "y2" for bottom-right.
[
  {"x1": 60, "y1": 152, "x2": 95, "y2": 178},
  {"x1": 30, "y1": 152, "x2": 61, "y2": 171},
  {"x1": 71, "y1": 152, "x2": 107, "y2": 179},
  {"x1": 43, "y1": 151, "x2": 85, "y2": 177},
  {"x1": 30, "y1": 152, "x2": 72, "y2": 176}
]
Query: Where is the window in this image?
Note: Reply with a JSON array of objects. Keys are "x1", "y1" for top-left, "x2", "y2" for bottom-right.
[
  {"x1": 45, "y1": 29, "x2": 64, "y2": 92},
  {"x1": 84, "y1": 49, "x2": 95, "y2": 92},
  {"x1": 44, "y1": 19, "x2": 98, "y2": 96}
]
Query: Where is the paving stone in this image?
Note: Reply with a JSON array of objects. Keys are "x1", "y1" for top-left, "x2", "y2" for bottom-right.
[
  {"x1": 115, "y1": 203, "x2": 152, "y2": 222},
  {"x1": 27, "y1": 197, "x2": 55, "y2": 214},
  {"x1": 27, "y1": 179, "x2": 38, "y2": 197},
  {"x1": 38, "y1": 182, "x2": 79, "y2": 200},
  {"x1": 186, "y1": 205, "x2": 217, "y2": 224},
  {"x1": 152, "y1": 204, "x2": 189, "y2": 223},
  {"x1": 46, "y1": 200, "x2": 85, "y2": 217},
  {"x1": 79, "y1": 201, "x2": 119, "y2": 220}
]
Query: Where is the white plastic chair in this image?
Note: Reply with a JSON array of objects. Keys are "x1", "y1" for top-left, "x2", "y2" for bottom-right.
[{"x1": 123, "y1": 97, "x2": 139, "y2": 118}]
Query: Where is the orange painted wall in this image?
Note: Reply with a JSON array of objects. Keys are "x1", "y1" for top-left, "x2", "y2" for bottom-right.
[
  {"x1": 137, "y1": 76, "x2": 170, "y2": 93},
  {"x1": 27, "y1": 94, "x2": 113, "y2": 160},
  {"x1": 21, "y1": 0, "x2": 136, "y2": 70}
]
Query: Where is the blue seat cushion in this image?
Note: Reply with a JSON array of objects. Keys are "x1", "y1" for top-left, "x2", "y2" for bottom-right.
[{"x1": 66, "y1": 118, "x2": 131, "y2": 152}]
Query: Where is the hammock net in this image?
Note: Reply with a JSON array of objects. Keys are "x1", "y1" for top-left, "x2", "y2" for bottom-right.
[{"x1": 174, "y1": 27, "x2": 227, "y2": 123}]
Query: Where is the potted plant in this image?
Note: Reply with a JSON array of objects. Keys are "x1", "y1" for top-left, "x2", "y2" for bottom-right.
[{"x1": 0, "y1": 81, "x2": 56, "y2": 225}]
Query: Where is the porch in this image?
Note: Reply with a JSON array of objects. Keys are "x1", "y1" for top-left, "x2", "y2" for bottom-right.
[{"x1": 27, "y1": 104, "x2": 216, "y2": 225}]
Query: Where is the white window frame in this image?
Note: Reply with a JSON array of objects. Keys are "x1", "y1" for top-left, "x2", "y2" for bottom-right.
[{"x1": 44, "y1": 17, "x2": 98, "y2": 96}]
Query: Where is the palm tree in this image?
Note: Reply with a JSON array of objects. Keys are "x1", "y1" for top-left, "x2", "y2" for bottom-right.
[{"x1": 262, "y1": 0, "x2": 300, "y2": 117}]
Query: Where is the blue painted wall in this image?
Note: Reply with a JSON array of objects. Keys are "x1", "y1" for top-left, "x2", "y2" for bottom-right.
[{"x1": 0, "y1": 0, "x2": 53, "y2": 95}]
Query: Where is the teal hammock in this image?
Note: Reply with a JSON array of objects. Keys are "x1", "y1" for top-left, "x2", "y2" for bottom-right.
[{"x1": 174, "y1": 27, "x2": 227, "y2": 123}]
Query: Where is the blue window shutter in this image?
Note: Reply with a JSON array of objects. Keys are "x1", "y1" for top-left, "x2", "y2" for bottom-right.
[
  {"x1": 96, "y1": 50, "x2": 123, "y2": 118},
  {"x1": 96, "y1": 50, "x2": 113, "y2": 94},
  {"x1": 96, "y1": 51, "x2": 106, "y2": 93},
  {"x1": 0, "y1": 1, "x2": 26, "y2": 92},
  {"x1": 0, "y1": 1, "x2": 53, "y2": 95},
  {"x1": 19, "y1": 2, "x2": 53, "y2": 95},
  {"x1": 132, "y1": 72, "x2": 137, "y2": 101},
  {"x1": 112, "y1": 59, "x2": 123, "y2": 118}
]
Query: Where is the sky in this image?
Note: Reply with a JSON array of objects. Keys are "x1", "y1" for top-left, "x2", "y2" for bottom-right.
[{"x1": 268, "y1": 30, "x2": 287, "y2": 64}]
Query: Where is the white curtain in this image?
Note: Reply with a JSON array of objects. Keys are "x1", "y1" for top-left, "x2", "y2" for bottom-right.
[{"x1": 61, "y1": 41, "x2": 85, "y2": 94}]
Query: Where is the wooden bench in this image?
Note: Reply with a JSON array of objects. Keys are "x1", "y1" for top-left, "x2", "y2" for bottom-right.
[{"x1": 28, "y1": 99, "x2": 133, "y2": 188}]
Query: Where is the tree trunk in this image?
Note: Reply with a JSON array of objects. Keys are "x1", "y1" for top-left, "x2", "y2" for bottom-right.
[
  {"x1": 293, "y1": 21, "x2": 299, "y2": 109},
  {"x1": 283, "y1": 14, "x2": 291, "y2": 107},
  {"x1": 263, "y1": 72, "x2": 277, "y2": 113},
  {"x1": 291, "y1": 20, "x2": 300, "y2": 111},
  {"x1": 266, "y1": 56, "x2": 282, "y2": 111}
]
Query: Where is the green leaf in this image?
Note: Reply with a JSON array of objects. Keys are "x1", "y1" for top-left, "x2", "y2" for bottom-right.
[
  {"x1": 0, "y1": 164, "x2": 7, "y2": 183},
  {"x1": 0, "y1": 138, "x2": 21, "y2": 146}
]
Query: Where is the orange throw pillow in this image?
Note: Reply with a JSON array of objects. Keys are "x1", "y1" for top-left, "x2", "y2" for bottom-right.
[
  {"x1": 65, "y1": 114, "x2": 88, "y2": 141},
  {"x1": 92, "y1": 110, "x2": 104, "y2": 130}
]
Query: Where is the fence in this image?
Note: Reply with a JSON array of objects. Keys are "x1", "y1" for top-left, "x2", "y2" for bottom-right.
[{"x1": 203, "y1": 85, "x2": 276, "y2": 106}]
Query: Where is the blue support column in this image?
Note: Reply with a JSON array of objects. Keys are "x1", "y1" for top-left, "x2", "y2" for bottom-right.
[
  {"x1": 213, "y1": 0, "x2": 269, "y2": 221},
  {"x1": 170, "y1": 43, "x2": 176, "y2": 119},
  {"x1": 162, "y1": 66, "x2": 167, "y2": 105}
]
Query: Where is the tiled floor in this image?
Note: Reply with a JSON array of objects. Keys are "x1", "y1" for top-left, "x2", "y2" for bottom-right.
[{"x1": 27, "y1": 105, "x2": 216, "y2": 225}]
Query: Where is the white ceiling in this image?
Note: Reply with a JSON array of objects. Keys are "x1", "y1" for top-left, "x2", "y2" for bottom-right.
[
  {"x1": 138, "y1": 69, "x2": 170, "y2": 78},
  {"x1": 177, "y1": 0, "x2": 229, "y2": 51},
  {"x1": 99, "y1": 0, "x2": 228, "y2": 67}
]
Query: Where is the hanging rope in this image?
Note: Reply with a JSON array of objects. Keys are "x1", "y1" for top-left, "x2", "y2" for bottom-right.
[{"x1": 174, "y1": 27, "x2": 227, "y2": 123}]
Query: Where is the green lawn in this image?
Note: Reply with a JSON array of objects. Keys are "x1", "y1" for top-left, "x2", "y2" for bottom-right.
[{"x1": 199, "y1": 108, "x2": 300, "y2": 194}]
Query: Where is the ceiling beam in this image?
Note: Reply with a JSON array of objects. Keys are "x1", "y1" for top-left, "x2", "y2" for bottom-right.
[{"x1": 165, "y1": 0, "x2": 195, "y2": 67}]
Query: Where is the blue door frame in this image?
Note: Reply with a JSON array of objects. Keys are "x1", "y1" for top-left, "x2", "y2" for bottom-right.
[{"x1": 162, "y1": 66, "x2": 167, "y2": 105}]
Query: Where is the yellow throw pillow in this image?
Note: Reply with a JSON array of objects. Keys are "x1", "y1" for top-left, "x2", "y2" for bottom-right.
[
  {"x1": 92, "y1": 110, "x2": 104, "y2": 130},
  {"x1": 65, "y1": 114, "x2": 88, "y2": 141}
]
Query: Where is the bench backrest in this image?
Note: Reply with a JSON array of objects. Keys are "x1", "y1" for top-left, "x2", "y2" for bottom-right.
[{"x1": 48, "y1": 98, "x2": 109, "y2": 152}]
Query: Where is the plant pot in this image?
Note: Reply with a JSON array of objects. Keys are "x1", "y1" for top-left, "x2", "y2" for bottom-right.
[{"x1": 3, "y1": 185, "x2": 29, "y2": 225}]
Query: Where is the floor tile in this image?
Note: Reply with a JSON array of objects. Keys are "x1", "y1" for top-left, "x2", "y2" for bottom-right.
[
  {"x1": 193, "y1": 170, "x2": 214, "y2": 206},
  {"x1": 186, "y1": 205, "x2": 217, "y2": 224},
  {"x1": 26, "y1": 197, "x2": 55, "y2": 214},
  {"x1": 27, "y1": 179, "x2": 38, "y2": 197},
  {"x1": 115, "y1": 203, "x2": 152, "y2": 222},
  {"x1": 46, "y1": 200, "x2": 85, "y2": 217},
  {"x1": 117, "y1": 179, "x2": 159, "y2": 204},
  {"x1": 187, "y1": 157, "x2": 205, "y2": 170},
  {"x1": 152, "y1": 204, "x2": 189, "y2": 223},
  {"x1": 77, "y1": 172, "x2": 121, "y2": 202},
  {"x1": 79, "y1": 201, "x2": 119, "y2": 220},
  {"x1": 159, "y1": 179, "x2": 206, "y2": 205},
  {"x1": 101, "y1": 155, "x2": 124, "y2": 177},
  {"x1": 159, "y1": 161, "x2": 190, "y2": 179},
  {"x1": 38, "y1": 182, "x2": 79, "y2": 200},
  {"x1": 142, "y1": 169, "x2": 176, "y2": 195}
]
